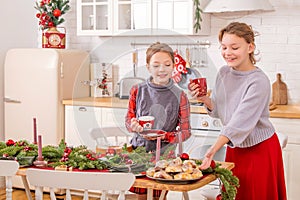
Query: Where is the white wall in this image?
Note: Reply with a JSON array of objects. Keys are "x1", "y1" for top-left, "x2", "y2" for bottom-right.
[{"x1": 0, "y1": 0, "x2": 38, "y2": 141}]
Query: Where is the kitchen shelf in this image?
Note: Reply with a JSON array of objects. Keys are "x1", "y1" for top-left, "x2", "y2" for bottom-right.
[{"x1": 131, "y1": 41, "x2": 211, "y2": 48}]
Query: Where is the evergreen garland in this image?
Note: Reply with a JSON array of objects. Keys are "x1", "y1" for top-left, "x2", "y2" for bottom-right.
[
  {"x1": 196, "y1": 160, "x2": 240, "y2": 200},
  {"x1": 193, "y1": 0, "x2": 203, "y2": 33}
]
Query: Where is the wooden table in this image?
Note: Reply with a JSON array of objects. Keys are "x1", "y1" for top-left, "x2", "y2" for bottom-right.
[
  {"x1": 17, "y1": 161, "x2": 234, "y2": 200},
  {"x1": 133, "y1": 161, "x2": 234, "y2": 200}
]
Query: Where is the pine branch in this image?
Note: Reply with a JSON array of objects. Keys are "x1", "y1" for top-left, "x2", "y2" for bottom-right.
[{"x1": 193, "y1": 0, "x2": 203, "y2": 33}]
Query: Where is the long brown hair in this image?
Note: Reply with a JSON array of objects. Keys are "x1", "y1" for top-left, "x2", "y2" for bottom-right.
[
  {"x1": 146, "y1": 42, "x2": 174, "y2": 64},
  {"x1": 219, "y1": 22, "x2": 257, "y2": 64}
]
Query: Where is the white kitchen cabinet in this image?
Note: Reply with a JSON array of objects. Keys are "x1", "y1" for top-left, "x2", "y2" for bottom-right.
[
  {"x1": 152, "y1": 0, "x2": 210, "y2": 35},
  {"x1": 270, "y1": 118, "x2": 300, "y2": 200},
  {"x1": 76, "y1": 0, "x2": 148, "y2": 36},
  {"x1": 283, "y1": 143, "x2": 300, "y2": 200},
  {"x1": 65, "y1": 105, "x2": 101, "y2": 150},
  {"x1": 77, "y1": 0, "x2": 210, "y2": 36},
  {"x1": 65, "y1": 105, "x2": 128, "y2": 151},
  {"x1": 77, "y1": 0, "x2": 112, "y2": 36},
  {"x1": 101, "y1": 107, "x2": 127, "y2": 129}
]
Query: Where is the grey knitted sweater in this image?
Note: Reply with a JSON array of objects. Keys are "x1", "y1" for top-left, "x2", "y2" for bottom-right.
[{"x1": 208, "y1": 65, "x2": 275, "y2": 148}]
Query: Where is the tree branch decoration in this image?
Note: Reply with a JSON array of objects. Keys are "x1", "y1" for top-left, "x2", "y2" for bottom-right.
[{"x1": 194, "y1": 0, "x2": 203, "y2": 33}]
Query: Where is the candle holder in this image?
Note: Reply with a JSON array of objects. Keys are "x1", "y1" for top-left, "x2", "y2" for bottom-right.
[{"x1": 33, "y1": 159, "x2": 48, "y2": 168}]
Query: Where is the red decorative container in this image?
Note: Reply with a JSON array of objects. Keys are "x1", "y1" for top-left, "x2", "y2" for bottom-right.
[{"x1": 42, "y1": 27, "x2": 66, "y2": 49}]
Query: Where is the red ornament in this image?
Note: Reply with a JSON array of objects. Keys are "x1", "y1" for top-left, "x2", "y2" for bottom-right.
[
  {"x1": 6, "y1": 139, "x2": 15, "y2": 146},
  {"x1": 180, "y1": 153, "x2": 190, "y2": 160},
  {"x1": 172, "y1": 51, "x2": 189, "y2": 83},
  {"x1": 172, "y1": 70, "x2": 182, "y2": 83},
  {"x1": 106, "y1": 148, "x2": 116, "y2": 155},
  {"x1": 210, "y1": 160, "x2": 216, "y2": 169},
  {"x1": 53, "y1": 9, "x2": 61, "y2": 17},
  {"x1": 174, "y1": 51, "x2": 188, "y2": 74}
]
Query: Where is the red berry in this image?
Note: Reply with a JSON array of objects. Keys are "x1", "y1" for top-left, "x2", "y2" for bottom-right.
[
  {"x1": 125, "y1": 159, "x2": 133, "y2": 165},
  {"x1": 48, "y1": 21, "x2": 54, "y2": 27},
  {"x1": 3, "y1": 153, "x2": 9, "y2": 157},
  {"x1": 180, "y1": 153, "x2": 189, "y2": 160}
]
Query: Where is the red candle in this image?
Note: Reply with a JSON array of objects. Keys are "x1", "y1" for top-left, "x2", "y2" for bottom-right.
[
  {"x1": 156, "y1": 137, "x2": 161, "y2": 163},
  {"x1": 38, "y1": 135, "x2": 43, "y2": 161},
  {"x1": 33, "y1": 118, "x2": 37, "y2": 144}
]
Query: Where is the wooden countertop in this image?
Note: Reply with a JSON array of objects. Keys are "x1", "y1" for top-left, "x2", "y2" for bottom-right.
[
  {"x1": 62, "y1": 97, "x2": 300, "y2": 119},
  {"x1": 63, "y1": 97, "x2": 129, "y2": 109}
]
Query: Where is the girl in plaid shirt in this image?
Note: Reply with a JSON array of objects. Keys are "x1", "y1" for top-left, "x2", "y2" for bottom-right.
[{"x1": 125, "y1": 42, "x2": 191, "y2": 200}]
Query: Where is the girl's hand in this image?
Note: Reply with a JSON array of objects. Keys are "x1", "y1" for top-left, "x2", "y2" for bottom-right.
[
  {"x1": 199, "y1": 146, "x2": 215, "y2": 170},
  {"x1": 188, "y1": 82, "x2": 200, "y2": 99},
  {"x1": 200, "y1": 136, "x2": 229, "y2": 170},
  {"x1": 189, "y1": 80, "x2": 213, "y2": 110},
  {"x1": 130, "y1": 118, "x2": 143, "y2": 133}
]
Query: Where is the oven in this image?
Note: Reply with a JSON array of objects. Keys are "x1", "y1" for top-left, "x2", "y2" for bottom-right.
[
  {"x1": 180, "y1": 111, "x2": 224, "y2": 200},
  {"x1": 182, "y1": 112, "x2": 223, "y2": 158}
]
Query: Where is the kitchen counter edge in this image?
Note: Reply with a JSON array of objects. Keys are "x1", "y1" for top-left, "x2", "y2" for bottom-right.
[{"x1": 62, "y1": 97, "x2": 300, "y2": 119}]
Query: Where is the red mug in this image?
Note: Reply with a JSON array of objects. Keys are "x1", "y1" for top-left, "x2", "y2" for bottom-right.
[
  {"x1": 138, "y1": 116, "x2": 155, "y2": 130},
  {"x1": 189, "y1": 78, "x2": 207, "y2": 97}
]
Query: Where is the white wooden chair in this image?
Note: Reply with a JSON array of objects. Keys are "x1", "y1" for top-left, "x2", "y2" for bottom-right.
[
  {"x1": 0, "y1": 160, "x2": 20, "y2": 200},
  {"x1": 89, "y1": 127, "x2": 132, "y2": 148},
  {"x1": 276, "y1": 132, "x2": 288, "y2": 149},
  {"x1": 26, "y1": 168, "x2": 136, "y2": 200}
]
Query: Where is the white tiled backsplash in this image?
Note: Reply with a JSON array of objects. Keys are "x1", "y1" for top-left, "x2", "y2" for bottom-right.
[{"x1": 62, "y1": 0, "x2": 300, "y2": 104}]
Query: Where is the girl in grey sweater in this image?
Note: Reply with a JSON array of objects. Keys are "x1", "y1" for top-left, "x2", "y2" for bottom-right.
[{"x1": 189, "y1": 22, "x2": 286, "y2": 200}]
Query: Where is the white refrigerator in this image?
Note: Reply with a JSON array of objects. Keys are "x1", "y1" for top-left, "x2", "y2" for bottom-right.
[{"x1": 4, "y1": 48, "x2": 90, "y2": 146}]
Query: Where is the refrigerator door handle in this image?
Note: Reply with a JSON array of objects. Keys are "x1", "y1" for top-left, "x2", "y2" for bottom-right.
[
  {"x1": 4, "y1": 97, "x2": 21, "y2": 103},
  {"x1": 60, "y1": 62, "x2": 64, "y2": 78}
]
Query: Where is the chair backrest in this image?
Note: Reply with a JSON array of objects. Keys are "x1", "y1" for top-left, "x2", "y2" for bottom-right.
[
  {"x1": 26, "y1": 168, "x2": 135, "y2": 200},
  {"x1": 276, "y1": 132, "x2": 288, "y2": 149},
  {"x1": 0, "y1": 160, "x2": 20, "y2": 200},
  {"x1": 89, "y1": 127, "x2": 131, "y2": 147}
]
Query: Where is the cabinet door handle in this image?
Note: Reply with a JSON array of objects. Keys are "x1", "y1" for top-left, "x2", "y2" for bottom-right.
[{"x1": 78, "y1": 107, "x2": 87, "y2": 112}]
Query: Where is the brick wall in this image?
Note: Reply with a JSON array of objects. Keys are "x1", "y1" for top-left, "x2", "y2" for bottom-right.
[{"x1": 62, "y1": 0, "x2": 300, "y2": 104}]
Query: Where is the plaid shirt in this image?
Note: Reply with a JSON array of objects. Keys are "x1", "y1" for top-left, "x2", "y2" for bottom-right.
[{"x1": 125, "y1": 84, "x2": 191, "y2": 143}]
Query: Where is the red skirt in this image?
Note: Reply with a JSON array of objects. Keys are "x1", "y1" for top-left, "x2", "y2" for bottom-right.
[{"x1": 226, "y1": 133, "x2": 287, "y2": 200}]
